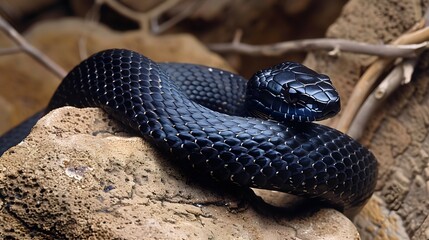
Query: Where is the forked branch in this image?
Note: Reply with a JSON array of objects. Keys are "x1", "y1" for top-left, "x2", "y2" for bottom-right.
[{"x1": 0, "y1": 16, "x2": 66, "y2": 79}]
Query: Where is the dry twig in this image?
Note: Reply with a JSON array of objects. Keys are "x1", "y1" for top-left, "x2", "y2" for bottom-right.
[
  {"x1": 208, "y1": 38, "x2": 429, "y2": 58},
  {"x1": 344, "y1": 9, "x2": 429, "y2": 138},
  {"x1": 0, "y1": 16, "x2": 66, "y2": 79},
  {"x1": 336, "y1": 24, "x2": 429, "y2": 133},
  {"x1": 79, "y1": 0, "x2": 199, "y2": 64},
  {"x1": 78, "y1": 0, "x2": 103, "y2": 60},
  {"x1": 347, "y1": 59, "x2": 417, "y2": 139},
  {"x1": 0, "y1": 46, "x2": 20, "y2": 55},
  {"x1": 151, "y1": 0, "x2": 200, "y2": 34},
  {"x1": 98, "y1": 0, "x2": 193, "y2": 34}
]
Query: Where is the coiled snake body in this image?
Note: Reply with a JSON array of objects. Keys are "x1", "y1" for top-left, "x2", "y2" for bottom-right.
[{"x1": 2, "y1": 49, "x2": 378, "y2": 211}]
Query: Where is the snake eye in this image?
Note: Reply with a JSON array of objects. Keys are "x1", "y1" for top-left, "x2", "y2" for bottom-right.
[{"x1": 282, "y1": 87, "x2": 299, "y2": 104}]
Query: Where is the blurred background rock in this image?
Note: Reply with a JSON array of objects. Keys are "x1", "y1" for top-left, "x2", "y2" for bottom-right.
[{"x1": 0, "y1": 0, "x2": 347, "y2": 76}]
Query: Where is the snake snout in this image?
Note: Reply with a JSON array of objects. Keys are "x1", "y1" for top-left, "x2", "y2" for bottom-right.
[{"x1": 319, "y1": 100, "x2": 341, "y2": 120}]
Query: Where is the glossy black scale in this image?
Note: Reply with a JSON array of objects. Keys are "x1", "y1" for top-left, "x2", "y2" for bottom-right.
[{"x1": 7, "y1": 49, "x2": 377, "y2": 211}]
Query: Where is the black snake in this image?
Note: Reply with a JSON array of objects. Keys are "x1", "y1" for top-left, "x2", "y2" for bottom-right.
[{"x1": 0, "y1": 49, "x2": 378, "y2": 212}]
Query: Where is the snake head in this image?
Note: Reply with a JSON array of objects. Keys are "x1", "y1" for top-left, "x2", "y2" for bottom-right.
[{"x1": 245, "y1": 62, "x2": 340, "y2": 122}]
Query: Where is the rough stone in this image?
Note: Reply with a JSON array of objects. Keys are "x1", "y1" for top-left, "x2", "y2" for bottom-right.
[{"x1": 0, "y1": 107, "x2": 360, "y2": 239}]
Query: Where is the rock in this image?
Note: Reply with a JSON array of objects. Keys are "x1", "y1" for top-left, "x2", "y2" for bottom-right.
[
  {"x1": 303, "y1": 0, "x2": 429, "y2": 239},
  {"x1": 0, "y1": 107, "x2": 360, "y2": 239},
  {"x1": 0, "y1": 18, "x2": 232, "y2": 136}
]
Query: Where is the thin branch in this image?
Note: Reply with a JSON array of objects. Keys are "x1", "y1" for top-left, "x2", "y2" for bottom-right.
[
  {"x1": 0, "y1": 46, "x2": 21, "y2": 55},
  {"x1": 345, "y1": 10, "x2": 429, "y2": 138},
  {"x1": 79, "y1": 0, "x2": 103, "y2": 60},
  {"x1": 232, "y1": 29, "x2": 243, "y2": 45},
  {"x1": 145, "y1": 0, "x2": 180, "y2": 20},
  {"x1": 347, "y1": 59, "x2": 417, "y2": 139},
  {"x1": 208, "y1": 38, "x2": 429, "y2": 58},
  {"x1": 0, "y1": 16, "x2": 67, "y2": 79},
  {"x1": 151, "y1": 0, "x2": 200, "y2": 34},
  {"x1": 101, "y1": 0, "x2": 180, "y2": 32},
  {"x1": 101, "y1": 0, "x2": 144, "y2": 26},
  {"x1": 91, "y1": 0, "x2": 195, "y2": 34},
  {"x1": 336, "y1": 26, "x2": 429, "y2": 133}
]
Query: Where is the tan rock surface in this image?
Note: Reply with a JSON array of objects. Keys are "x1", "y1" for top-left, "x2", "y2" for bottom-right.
[
  {"x1": 0, "y1": 107, "x2": 360, "y2": 239},
  {"x1": 304, "y1": 0, "x2": 429, "y2": 239}
]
